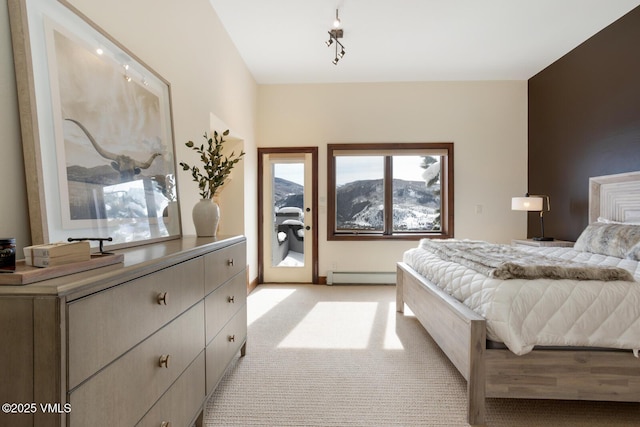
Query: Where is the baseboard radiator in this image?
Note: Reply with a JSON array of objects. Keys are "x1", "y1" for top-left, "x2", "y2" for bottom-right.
[{"x1": 326, "y1": 271, "x2": 396, "y2": 285}]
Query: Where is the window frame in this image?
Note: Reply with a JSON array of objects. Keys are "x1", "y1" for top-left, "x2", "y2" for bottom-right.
[{"x1": 327, "y1": 142, "x2": 454, "y2": 241}]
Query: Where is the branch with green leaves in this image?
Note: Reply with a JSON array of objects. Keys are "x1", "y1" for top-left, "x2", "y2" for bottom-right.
[{"x1": 179, "y1": 130, "x2": 245, "y2": 199}]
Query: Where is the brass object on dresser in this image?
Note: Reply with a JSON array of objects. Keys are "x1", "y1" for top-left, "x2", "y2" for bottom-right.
[{"x1": 0, "y1": 236, "x2": 247, "y2": 427}]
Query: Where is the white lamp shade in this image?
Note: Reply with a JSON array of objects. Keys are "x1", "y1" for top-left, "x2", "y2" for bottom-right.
[{"x1": 512, "y1": 196, "x2": 543, "y2": 211}]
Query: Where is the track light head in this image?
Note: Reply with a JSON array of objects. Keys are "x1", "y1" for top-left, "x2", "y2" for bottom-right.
[
  {"x1": 332, "y1": 57, "x2": 339, "y2": 65},
  {"x1": 338, "y1": 48, "x2": 345, "y2": 58},
  {"x1": 333, "y1": 9, "x2": 342, "y2": 28},
  {"x1": 325, "y1": 37, "x2": 333, "y2": 47}
]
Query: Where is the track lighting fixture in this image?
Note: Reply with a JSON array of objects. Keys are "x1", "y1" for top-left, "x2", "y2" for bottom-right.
[{"x1": 325, "y1": 9, "x2": 346, "y2": 65}]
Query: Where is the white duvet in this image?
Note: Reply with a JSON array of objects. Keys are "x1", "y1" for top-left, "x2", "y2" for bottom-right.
[{"x1": 403, "y1": 244, "x2": 640, "y2": 355}]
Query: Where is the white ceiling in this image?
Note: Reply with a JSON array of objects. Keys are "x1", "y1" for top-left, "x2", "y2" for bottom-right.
[{"x1": 208, "y1": 0, "x2": 640, "y2": 84}]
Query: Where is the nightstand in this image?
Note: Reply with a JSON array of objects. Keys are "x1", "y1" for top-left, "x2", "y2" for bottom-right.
[{"x1": 512, "y1": 239, "x2": 574, "y2": 248}]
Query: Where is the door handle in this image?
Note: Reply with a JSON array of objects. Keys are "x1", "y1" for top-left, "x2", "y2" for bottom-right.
[
  {"x1": 306, "y1": 207, "x2": 311, "y2": 212},
  {"x1": 305, "y1": 226, "x2": 311, "y2": 230}
]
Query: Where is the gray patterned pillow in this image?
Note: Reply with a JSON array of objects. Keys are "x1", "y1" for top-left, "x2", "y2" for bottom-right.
[{"x1": 574, "y1": 223, "x2": 640, "y2": 258}]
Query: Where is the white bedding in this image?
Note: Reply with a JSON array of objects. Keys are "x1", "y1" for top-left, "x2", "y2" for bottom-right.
[{"x1": 403, "y1": 243, "x2": 640, "y2": 355}]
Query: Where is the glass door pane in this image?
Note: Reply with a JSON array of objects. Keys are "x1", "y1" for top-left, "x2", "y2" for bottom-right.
[{"x1": 272, "y1": 162, "x2": 305, "y2": 267}]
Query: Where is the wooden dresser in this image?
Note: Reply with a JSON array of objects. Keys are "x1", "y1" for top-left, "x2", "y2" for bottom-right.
[{"x1": 0, "y1": 235, "x2": 247, "y2": 427}]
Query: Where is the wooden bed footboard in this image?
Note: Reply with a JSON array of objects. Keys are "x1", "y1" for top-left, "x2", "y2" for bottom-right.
[
  {"x1": 397, "y1": 262, "x2": 487, "y2": 425},
  {"x1": 397, "y1": 262, "x2": 640, "y2": 426}
]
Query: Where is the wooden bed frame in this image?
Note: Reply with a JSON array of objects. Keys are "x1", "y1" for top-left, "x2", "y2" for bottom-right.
[{"x1": 396, "y1": 171, "x2": 640, "y2": 426}]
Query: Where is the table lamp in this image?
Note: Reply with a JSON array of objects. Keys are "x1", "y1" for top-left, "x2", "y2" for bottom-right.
[{"x1": 511, "y1": 194, "x2": 553, "y2": 241}]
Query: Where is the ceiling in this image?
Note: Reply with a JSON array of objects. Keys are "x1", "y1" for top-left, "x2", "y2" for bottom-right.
[{"x1": 208, "y1": 0, "x2": 640, "y2": 85}]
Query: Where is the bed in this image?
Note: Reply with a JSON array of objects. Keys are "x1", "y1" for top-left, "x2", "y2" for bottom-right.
[{"x1": 396, "y1": 171, "x2": 640, "y2": 426}]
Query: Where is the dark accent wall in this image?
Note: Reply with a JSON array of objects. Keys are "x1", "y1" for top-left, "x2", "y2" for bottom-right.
[{"x1": 528, "y1": 6, "x2": 640, "y2": 241}]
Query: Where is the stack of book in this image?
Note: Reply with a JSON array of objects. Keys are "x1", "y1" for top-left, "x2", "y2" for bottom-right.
[{"x1": 23, "y1": 241, "x2": 91, "y2": 267}]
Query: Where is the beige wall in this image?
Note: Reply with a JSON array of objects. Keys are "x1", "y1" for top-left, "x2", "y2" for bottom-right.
[
  {"x1": 258, "y1": 82, "x2": 528, "y2": 275},
  {"x1": 0, "y1": 0, "x2": 259, "y2": 280}
]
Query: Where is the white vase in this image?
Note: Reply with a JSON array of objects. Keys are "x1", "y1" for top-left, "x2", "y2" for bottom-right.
[{"x1": 192, "y1": 199, "x2": 220, "y2": 237}]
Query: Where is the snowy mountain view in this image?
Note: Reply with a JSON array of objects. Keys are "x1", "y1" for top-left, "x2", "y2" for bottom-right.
[
  {"x1": 274, "y1": 177, "x2": 440, "y2": 231},
  {"x1": 274, "y1": 177, "x2": 304, "y2": 209},
  {"x1": 336, "y1": 179, "x2": 440, "y2": 231}
]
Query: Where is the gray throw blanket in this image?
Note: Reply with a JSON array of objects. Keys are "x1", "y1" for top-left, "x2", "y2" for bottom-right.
[{"x1": 419, "y1": 239, "x2": 635, "y2": 281}]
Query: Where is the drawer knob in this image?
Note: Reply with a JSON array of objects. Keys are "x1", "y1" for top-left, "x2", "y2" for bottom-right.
[
  {"x1": 158, "y1": 354, "x2": 171, "y2": 368},
  {"x1": 160, "y1": 422, "x2": 171, "y2": 427},
  {"x1": 227, "y1": 258, "x2": 235, "y2": 266},
  {"x1": 228, "y1": 295, "x2": 235, "y2": 303},
  {"x1": 228, "y1": 335, "x2": 235, "y2": 342},
  {"x1": 157, "y1": 292, "x2": 168, "y2": 305}
]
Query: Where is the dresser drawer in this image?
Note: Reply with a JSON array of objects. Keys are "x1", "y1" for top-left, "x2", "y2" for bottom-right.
[
  {"x1": 204, "y1": 242, "x2": 246, "y2": 294},
  {"x1": 67, "y1": 257, "x2": 204, "y2": 389},
  {"x1": 136, "y1": 352, "x2": 205, "y2": 427},
  {"x1": 68, "y1": 301, "x2": 204, "y2": 427},
  {"x1": 206, "y1": 304, "x2": 247, "y2": 394},
  {"x1": 205, "y1": 271, "x2": 247, "y2": 344}
]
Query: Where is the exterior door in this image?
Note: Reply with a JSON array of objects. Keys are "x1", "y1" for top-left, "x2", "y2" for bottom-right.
[{"x1": 258, "y1": 148, "x2": 318, "y2": 283}]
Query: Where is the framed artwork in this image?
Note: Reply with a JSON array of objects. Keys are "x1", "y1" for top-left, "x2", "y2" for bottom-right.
[{"x1": 8, "y1": 0, "x2": 181, "y2": 249}]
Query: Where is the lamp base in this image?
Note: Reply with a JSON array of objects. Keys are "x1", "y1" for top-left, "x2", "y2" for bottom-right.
[{"x1": 532, "y1": 237, "x2": 554, "y2": 241}]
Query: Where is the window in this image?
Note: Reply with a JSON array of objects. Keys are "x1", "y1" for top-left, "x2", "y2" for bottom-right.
[{"x1": 327, "y1": 143, "x2": 453, "y2": 240}]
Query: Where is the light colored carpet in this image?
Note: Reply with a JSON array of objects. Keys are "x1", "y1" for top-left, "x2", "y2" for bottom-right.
[{"x1": 204, "y1": 284, "x2": 639, "y2": 426}]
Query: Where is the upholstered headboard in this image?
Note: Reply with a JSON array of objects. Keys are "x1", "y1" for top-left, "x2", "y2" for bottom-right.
[{"x1": 589, "y1": 171, "x2": 640, "y2": 223}]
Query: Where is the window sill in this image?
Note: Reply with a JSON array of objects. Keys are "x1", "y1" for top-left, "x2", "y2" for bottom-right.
[{"x1": 328, "y1": 232, "x2": 452, "y2": 241}]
